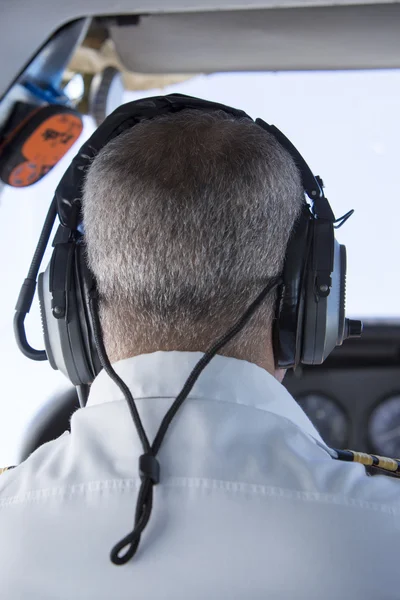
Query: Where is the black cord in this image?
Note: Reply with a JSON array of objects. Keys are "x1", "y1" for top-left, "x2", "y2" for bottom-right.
[
  {"x1": 333, "y1": 209, "x2": 354, "y2": 229},
  {"x1": 89, "y1": 292, "x2": 151, "y2": 453},
  {"x1": 27, "y1": 196, "x2": 58, "y2": 281},
  {"x1": 89, "y1": 277, "x2": 281, "y2": 565},
  {"x1": 152, "y1": 276, "x2": 282, "y2": 454},
  {"x1": 14, "y1": 196, "x2": 58, "y2": 361}
]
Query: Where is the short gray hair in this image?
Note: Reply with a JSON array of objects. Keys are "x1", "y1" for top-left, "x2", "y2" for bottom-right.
[{"x1": 83, "y1": 109, "x2": 304, "y2": 361}]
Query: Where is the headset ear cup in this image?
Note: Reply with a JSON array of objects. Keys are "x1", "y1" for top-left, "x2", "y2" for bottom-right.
[
  {"x1": 301, "y1": 236, "x2": 345, "y2": 365},
  {"x1": 38, "y1": 244, "x2": 73, "y2": 380},
  {"x1": 38, "y1": 268, "x2": 58, "y2": 371},
  {"x1": 74, "y1": 244, "x2": 102, "y2": 381},
  {"x1": 37, "y1": 241, "x2": 101, "y2": 386},
  {"x1": 274, "y1": 207, "x2": 312, "y2": 369}
]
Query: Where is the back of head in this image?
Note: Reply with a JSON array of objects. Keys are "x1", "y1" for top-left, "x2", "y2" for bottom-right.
[{"x1": 82, "y1": 109, "x2": 304, "y2": 365}]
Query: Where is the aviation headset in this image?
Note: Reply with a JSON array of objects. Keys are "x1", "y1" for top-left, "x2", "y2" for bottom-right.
[{"x1": 14, "y1": 93, "x2": 367, "y2": 564}]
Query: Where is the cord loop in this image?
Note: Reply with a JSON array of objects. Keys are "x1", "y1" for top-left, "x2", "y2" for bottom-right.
[{"x1": 110, "y1": 477, "x2": 154, "y2": 565}]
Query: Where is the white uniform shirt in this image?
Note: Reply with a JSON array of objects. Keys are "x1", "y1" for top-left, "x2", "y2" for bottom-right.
[{"x1": 1, "y1": 351, "x2": 400, "y2": 600}]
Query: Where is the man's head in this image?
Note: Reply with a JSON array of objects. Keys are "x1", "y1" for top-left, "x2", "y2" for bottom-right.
[{"x1": 83, "y1": 108, "x2": 304, "y2": 374}]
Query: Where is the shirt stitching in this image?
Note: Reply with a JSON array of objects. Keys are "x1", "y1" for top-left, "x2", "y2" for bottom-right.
[{"x1": 1, "y1": 476, "x2": 399, "y2": 514}]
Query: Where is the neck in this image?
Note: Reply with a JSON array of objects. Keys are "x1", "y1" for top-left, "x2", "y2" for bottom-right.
[{"x1": 105, "y1": 334, "x2": 281, "y2": 381}]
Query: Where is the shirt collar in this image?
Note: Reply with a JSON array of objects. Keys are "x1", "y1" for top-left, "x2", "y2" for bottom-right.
[{"x1": 88, "y1": 351, "x2": 326, "y2": 446}]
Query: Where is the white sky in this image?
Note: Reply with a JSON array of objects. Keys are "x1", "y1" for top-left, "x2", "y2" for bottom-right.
[{"x1": 1, "y1": 70, "x2": 399, "y2": 464}]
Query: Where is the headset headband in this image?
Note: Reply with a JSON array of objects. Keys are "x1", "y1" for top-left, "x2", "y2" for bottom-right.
[{"x1": 55, "y1": 93, "x2": 334, "y2": 232}]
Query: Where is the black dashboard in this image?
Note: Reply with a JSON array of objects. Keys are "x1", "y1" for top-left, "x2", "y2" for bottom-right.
[{"x1": 19, "y1": 321, "x2": 400, "y2": 466}]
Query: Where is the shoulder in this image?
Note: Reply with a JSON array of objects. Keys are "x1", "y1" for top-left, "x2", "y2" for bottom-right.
[
  {"x1": 0, "y1": 433, "x2": 71, "y2": 501},
  {"x1": 0, "y1": 466, "x2": 16, "y2": 475}
]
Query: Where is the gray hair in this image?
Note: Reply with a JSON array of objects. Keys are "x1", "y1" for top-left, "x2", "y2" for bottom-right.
[{"x1": 82, "y1": 109, "x2": 304, "y2": 362}]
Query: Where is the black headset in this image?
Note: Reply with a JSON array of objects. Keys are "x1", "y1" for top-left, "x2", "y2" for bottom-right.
[
  {"x1": 14, "y1": 93, "x2": 367, "y2": 564},
  {"x1": 14, "y1": 93, "x2": 361, "y2": 388}
]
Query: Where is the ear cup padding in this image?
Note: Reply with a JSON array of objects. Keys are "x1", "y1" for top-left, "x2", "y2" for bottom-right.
[
  {"x1": 73, "y1": 244, "x2": 101, "y2": 381},
  {"x1": 275, "y1": 206, "x2": 312, "y2": 368},
  {"x1": 61, "y1": 244, "x2": 98, "y2": 385}
]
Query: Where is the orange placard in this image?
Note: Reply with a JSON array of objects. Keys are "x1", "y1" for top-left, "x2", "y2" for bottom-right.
[{"x1": 8, "y1": 112, "x2": 83, "y2": 187}]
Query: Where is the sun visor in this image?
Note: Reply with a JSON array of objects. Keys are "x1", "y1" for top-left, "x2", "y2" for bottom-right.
[{"x1": 110, "y1": 5, "x2": 400, "y2": 73}]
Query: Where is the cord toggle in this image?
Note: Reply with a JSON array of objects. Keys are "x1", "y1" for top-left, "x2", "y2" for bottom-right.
[{"x1": 139, "y1": 454, "x2": 160, "y2": 485}]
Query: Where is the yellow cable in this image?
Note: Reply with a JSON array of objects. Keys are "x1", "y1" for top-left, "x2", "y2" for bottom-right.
[
  {"x1": 349, "y1": 451, "x2": 374, "y2": 467},
  {"x1": 372, "y1": 455, "x2": 399, "y2": 472}
]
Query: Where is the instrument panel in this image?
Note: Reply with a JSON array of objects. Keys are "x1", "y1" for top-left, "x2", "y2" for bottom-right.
[
  {"x1": 368, "y1": 395, "x2": 400, "y2": 458},
  {"x1": 285, "y1": 369, "x2": 400, "y2": 455},
  {"x1": 284, "y1": 322, "x2": 400, "y2": 456},
  {"x1": 295, "y1": 394, "x2": 349, "y2": 449}
]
